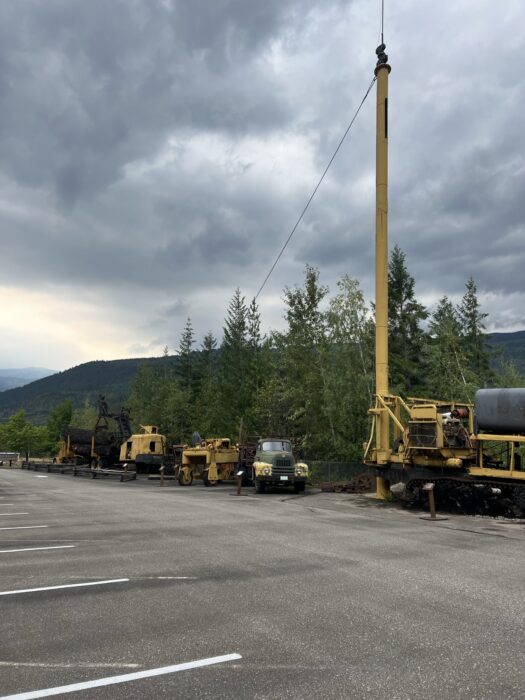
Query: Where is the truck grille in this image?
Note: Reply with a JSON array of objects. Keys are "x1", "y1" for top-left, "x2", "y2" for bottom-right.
[{"x1": 273, "y1": 459, "x2": 294, "y2": 475}]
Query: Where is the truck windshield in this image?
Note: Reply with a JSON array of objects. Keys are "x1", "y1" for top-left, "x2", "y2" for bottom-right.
[{"x1": 260, "y1": 440, "x2": 291, "y2": 452}]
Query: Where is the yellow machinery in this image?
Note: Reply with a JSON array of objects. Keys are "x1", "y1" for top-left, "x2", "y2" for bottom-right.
[
  {"x1": 178, "y1": 438, "x2": 239, "y2": 486},
  {"x1": 119, "y1": 425, "x2": 166, "y2": 472},
  {"x1": 364, "y1": 41, "x2": 525, "y2": 517}
]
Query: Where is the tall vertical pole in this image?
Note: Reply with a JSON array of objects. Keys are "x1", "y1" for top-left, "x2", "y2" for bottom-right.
[{"x1": 374, "y1": 43, "x2": 391, "y2": 498}]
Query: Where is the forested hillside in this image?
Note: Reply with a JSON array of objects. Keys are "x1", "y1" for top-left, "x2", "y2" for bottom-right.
[
  {"x1": 488, "y1": 331, "x2": 525, "y2": 373},
  {"x1": 0, "y1": 357, "x2": 178, "y2": 423}
]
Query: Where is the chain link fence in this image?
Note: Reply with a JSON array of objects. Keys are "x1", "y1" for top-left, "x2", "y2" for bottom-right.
[{"x1": 307, "y1": 460, "x2": 366, "y2": 484}]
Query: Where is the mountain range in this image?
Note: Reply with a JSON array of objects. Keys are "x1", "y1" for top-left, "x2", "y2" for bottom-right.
[
  {"x1": 0, "y1": 357, "x2": 177, "y2": 423},
  {"x1": 0, "y1": 367, "x2": 56, "y2": 392},
  {"x1": 0, "y1": 331, "x2": 524, "y2": 424}
]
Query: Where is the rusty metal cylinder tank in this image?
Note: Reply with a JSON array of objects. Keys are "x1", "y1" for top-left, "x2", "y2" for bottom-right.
[{"x1": 475, "y1": 389, "x2": 525, "y2": 433}]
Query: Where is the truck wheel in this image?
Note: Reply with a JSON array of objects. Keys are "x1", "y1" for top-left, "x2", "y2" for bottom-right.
[
  {"x1": 255, "y1": 480, "x2": 266, "y2": 494},
  {"x1": 178, "y1": 468, "x2": 193, "y2": 486},
  {"x1": 294, "y1": 482, "x2": 306, "y2": 494},
  {"x1": 202, "y1": 471, "x2": 210, "y2": 487}
]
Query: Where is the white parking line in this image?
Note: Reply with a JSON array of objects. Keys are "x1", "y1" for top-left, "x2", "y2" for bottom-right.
[
  {"x1": 0, "y1": 662, "x2": 140, "y2": 669},
  {"x1": 0, "y1": 526, "x2": 48, "y2": 531},
  {"x1": 0, "y1": 653, "x2": 242, "y2": 699},
  {"x1": 0, "y1": 578, "x2": 129, "y2": 597},
  {"x1": 0, "y1": 545, "x2": 76, "y2": 554},
  {"x1": 0, "y1": 513, "x2": 30, "y2": 516}
]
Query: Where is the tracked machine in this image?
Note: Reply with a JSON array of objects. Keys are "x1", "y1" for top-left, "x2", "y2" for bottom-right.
[{"x1": 363, "y1": 41, "x2": 525, "y2": 517}]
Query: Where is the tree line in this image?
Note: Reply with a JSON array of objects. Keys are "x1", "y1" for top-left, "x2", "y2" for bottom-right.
[
  {"x1": 1, "y1": 246, "x2": 523, "y2": 460},
  {"x1": 127, "y1": 246, "x2": 524, "y2": 460}
]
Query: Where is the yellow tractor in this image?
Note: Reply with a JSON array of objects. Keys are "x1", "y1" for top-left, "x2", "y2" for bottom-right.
[{"x1": 178, "y1": 438, "x2": 240, "y2": 486}]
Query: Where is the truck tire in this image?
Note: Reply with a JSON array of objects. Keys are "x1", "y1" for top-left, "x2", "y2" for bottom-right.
[
  {"x1": 294, "y1": 482, "x2": 306, "y2": 494},
  {"x1": 202, "y1": 471, "x2": 210, "y2": 487},
  {"x1": 255, "y1": 480, "x2": 266, "y2": 494}
]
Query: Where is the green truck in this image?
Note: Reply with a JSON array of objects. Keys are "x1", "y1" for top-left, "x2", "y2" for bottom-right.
[{"x1": 252, "y1": 438, "x2": 308, "y2": 494}]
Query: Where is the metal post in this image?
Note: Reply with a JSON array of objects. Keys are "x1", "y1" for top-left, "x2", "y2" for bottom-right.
[
  {"x1": 420, "y1": 483, "x2": 448, "y2": 521},
  {"x1": 374, "y1": 43, "x2": 392, "y2": 498}
]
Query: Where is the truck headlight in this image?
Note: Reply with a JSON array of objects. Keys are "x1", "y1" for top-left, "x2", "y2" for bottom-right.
[
  {"x1": 295, "y1": 467, "x2": 304, "y2": 476},
  {"x1": 263, "y1": 467, "x2": 271, "y2": 475}
]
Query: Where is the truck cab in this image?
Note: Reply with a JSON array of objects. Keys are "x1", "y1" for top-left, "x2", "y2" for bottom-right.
[{"x1": 252, "y1": 438, "x2": 308, "y2": 494}]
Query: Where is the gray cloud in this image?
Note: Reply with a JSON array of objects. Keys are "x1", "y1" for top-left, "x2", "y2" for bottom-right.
[{"x1": 0, "y1": 0, "x2": 524, "y2": 368}]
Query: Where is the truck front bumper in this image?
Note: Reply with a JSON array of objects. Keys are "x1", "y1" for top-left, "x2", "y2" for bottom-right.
[{"x1": 258, "y1": 476, "x2": 307, "y2": 486}]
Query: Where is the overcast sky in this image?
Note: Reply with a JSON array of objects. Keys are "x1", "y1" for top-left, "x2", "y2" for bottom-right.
[{"x1": 0, "y1": 0, "x2": 524, "y2": 370}]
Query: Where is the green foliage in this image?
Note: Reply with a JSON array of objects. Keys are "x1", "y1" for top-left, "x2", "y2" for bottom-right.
[
  {"x1": 457, "y1": 277, "x2": 491, "y2": 382},
  {"x1": 493, "y1": 360, "x2": 525, "y2": 388},
  {"x1": 218, "y1": 288, "x2": 250, "y2": 432},
  {"x1": 272, "y1": 265, "x2": 331, "y2": 456},
  {"x1": 178, "y1": 318, "x2": 195, "y2": 392},
  {"x1": 388, "y1": 244, "x2": 428, "y2": 394},
  {"x1": 0, "y1": 409, "x2": 49, "y2": 457},
  {"x1": 71, "y1": 398, "x2": 99, "y2": 429},
  {"x1": 423, "y1": 296, "x2": 479, "y2": 402},
  {"x1": 0, "y1": 356, "x2": 180, "y2": 423},
  {"x1": 45, "y1": 400, "x2": 72, "y2": 452},
  {"x1": 3, "y1": 251, "x2": 525, "y2": 463},
  {"x1": 324, "y1": 275, "x2": 374, "y2": 460}
]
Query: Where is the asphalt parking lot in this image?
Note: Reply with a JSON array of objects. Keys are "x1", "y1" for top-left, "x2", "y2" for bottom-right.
[{"x1": 1, "y1": 468, "x2": 525, "y2": 700}]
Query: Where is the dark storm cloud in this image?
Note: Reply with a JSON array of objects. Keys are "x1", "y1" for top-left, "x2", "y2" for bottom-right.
[
  {"x1": 1, "y1": 0, "x2": 524, "y2": 368},
  {"x1": 0, "y1": 0, "x2": 325, "y2": 205}
]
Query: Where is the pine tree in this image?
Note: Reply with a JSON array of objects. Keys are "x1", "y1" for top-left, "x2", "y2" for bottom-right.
[
  {"x1": 219, "y1": 288, "x2": 249, "y2": 433},
  {"x1": 195, "y1": 331, "x2": 223, "y2": 437},
  {"x1": 457, "y1": 277, "x2": 491, "y2": 381},
  {"x1": 423, "y1": 296, "x2": 477, "y2": 402},
  {"x1": 273, "y1": 265, "x2": 330, "y2": 457},
  {"x1": 178, "y1": 318, "x2": 195, "y2": 392},
  {"x1": 388, "y1": 244, "x2": 428, "y2": 394}
]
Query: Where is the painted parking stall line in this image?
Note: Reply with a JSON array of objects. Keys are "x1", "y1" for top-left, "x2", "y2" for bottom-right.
[
  {"x1": 0, "y1": 653, "x2": 242, "y2": 699},
  {"x1": 0, "y1": 545, "x2": 76, "y2": 555},
  {"x1": 0, "y1": 513, "x2": 30, "y2": 516},
  {"x1": 0, "y1": 578, "x2": 129, "y2": 597},
  {"x1": 0, "y1": 526, "x2": 48, "y2": 531}
]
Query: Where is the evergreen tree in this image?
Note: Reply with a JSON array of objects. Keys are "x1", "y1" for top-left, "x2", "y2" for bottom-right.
[
  {"x1": 388, "y1": 244, "x2": 428, "y2": 393},
  {"x1": 244, "y1": 297, "x2": 269, "y2": 430},
  {"x1": 272, "y1": 265, "x2": 330, "y2": 457},
  {"x1": 457, "y1": 277, "x2": 491, "y2": 380},
  {"x1": 423, "y1": 296, "x2": 478, "y2": 402},
  {"x1": 178, "y1": 318, "x2": 195, "y2": 392},
  {"x1": 219, "y1": 288, "x2": 249, "y2": 433},
  {"x1": 45, "y1": 400, "x2": 73, "y2": 453},
  {"x1": 195, "y1": 331, "x2": 223, "y2": 437}
]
